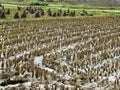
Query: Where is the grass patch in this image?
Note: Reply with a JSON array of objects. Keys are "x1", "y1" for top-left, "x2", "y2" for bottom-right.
[{"x1": 1, "y1": 3, "x2": 120, "y2": 23}]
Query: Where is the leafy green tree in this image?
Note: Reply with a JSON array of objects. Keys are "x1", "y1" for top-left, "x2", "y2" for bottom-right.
[
  {"x1": 17, "y1": 0, "x2": 24, "y2": 2},
  {"x1": 38, "y1": 0, "x2": 44, "y2": 2},
  {"x1": 46, "y1": 0, "x2": 53, "y2": 2}
]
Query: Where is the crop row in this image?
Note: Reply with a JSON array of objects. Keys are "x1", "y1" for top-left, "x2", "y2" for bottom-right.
[{"x1": 0, "y1": 16, "x2": 120, "y2": 89}]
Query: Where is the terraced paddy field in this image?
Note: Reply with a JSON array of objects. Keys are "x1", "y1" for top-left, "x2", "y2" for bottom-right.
[{"x1": 0, "y1": 16, "x2": 120, "y2": 90}]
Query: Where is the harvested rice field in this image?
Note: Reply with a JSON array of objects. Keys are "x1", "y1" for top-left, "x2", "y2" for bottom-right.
[{"x1": 0, "y1": 16, "x2": 120, "y2": 90}]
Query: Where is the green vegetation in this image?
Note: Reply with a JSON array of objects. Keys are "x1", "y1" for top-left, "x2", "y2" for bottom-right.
[
  {"x1": 30, "y1": 1, "x2": 48, "y2": 6},
  {"x1": 1, "y1": 0, "x2": 120, "y2": 6},
  {"x1": 0, "y1": 0, "x2": 120, "y2": 23}
]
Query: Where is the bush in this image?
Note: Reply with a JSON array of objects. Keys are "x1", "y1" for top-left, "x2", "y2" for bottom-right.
[{"x1": 30, "y1": 1, "x2": 48, "y2": 6}]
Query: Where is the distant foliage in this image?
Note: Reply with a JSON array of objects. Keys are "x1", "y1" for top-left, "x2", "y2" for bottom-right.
[
  {"x1": 38, "y1": 0, "x2": 44, "y2": 2},
  {"x1": 17, "y1": 0, "x2": 24, "y2": 2},
  {"x1": 1, "y1": 0, "x2": 120, "y2": 6},
  {"x1": 46, "y1": 0, "x2": 53, "y2": 2},
  {"x1": 66, "y1": 0, "x2": 120, "y2": 6}
]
